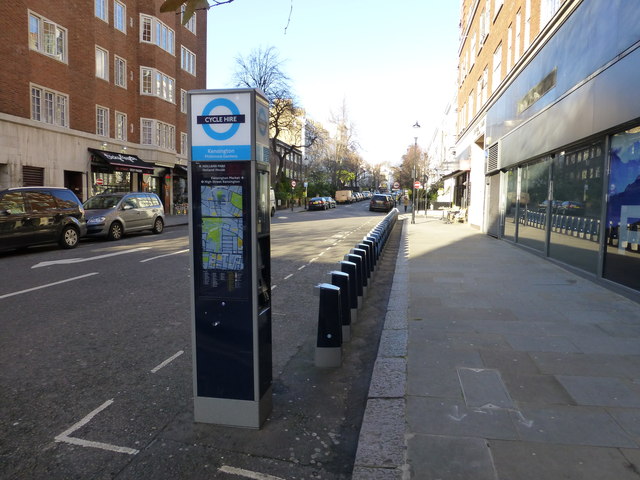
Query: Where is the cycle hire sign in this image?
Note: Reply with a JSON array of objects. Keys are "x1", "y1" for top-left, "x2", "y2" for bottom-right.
[{"x1": 191, "y1": 92, "x2": 252, "y2": 161}]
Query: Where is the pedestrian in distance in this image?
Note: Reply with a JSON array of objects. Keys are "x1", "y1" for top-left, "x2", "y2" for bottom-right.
[{"x1": 403, "y1": 195, "x2": 409, "y2": 213}]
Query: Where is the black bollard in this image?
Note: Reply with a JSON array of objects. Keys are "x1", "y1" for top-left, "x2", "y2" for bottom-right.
[
  {"x1": 345, "y1": 253, "x2": 364, "y2": 301},
  {"x1": 340, "y1": 260, "x2": 359, "y2": 322},
  {"x1": 330, "y1": 271, "x2": 351, "y2": 342},
  {"x1": 314, "y1": 283, "x2": 342, "y2": 367},
  {"x1": 350, "y1": 247, "x2": 369, "y2": 296},
  {"x1": 357, "y1": 242, "x2": 374, "y2": 274}
]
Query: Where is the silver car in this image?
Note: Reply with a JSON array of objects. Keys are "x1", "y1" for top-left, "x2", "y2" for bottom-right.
[{"x1": 83, "y1": 192, "x2": 165, "y2": 240}]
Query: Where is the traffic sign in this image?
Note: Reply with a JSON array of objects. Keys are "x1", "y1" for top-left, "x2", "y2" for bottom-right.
[
  {"x1": 96, "y1": 178, "x2": 104, "y2": 185},
  {"x1": 414, "y1": 181, "x2": 421, "y2": 189},
  {"x1": 393, "y1": 182, "x2": 400, "y2": 189},
  {"x1": 291, "y1": 180, "x2": 297, "y2": 188}
]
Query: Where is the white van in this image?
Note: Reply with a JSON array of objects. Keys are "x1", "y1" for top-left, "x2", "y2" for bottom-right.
[{"x1": 335, "y1": 190, "x2": 354, "y2": 204}]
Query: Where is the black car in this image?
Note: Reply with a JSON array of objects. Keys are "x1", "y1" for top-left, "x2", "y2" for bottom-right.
[
  {"x1": 308, "y1": 197, "x2": 328, "y2": 210},
  {"x1": 0, "y1": 187, "x2": 86, "y2": 251},
  {"x1": 369, "y1": 194, "x2": 393, "y2": 212}
]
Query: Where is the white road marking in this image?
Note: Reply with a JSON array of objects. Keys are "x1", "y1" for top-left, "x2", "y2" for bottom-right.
[
  {"x1": 309, "y1": 257, "x2": 318, "y2": 263},
  {"x1": 218, "y1": 465, "x2": 285, "y2": 480},
  {"x1": 151, "y1": 350, "x2": 184, "y2": 373},
  {"x1": 32, "y1": 247, "x2": 151, "y2": 269},
  {"x1": 0, "y1": 273, "x2": 99, "y2": 300},
  {"x1": 140, "y1": 249, "x2": 189, "y2": 263},
  {"x1": 284, "y1": 274, "x2": 293, "y2": 280},
  {"x1": 297, "y1": 265, "x2": 306, "y2": 270},
  {"x1": 54, "y1": 399, "x2": 139, "y2": 455}
]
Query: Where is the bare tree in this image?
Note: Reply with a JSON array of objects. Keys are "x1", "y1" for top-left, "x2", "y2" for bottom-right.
[
  {"x1": 233, "y1": 46, "x2": 317, "y2": 185},
  {"x1": 160, "y1": 0, "x2": 235, "y2": 24}
]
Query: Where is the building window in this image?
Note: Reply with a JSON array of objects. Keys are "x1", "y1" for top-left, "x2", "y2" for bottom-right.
[
  {"x1": 515, "y1": 10, "x2": 522, "y2": 61},
  {"x1": 541, "y1": 0, "x2": 561, "y2": 26},
  {"x1": 493, "y1": 43, "x2": 502, "y2": 89},
  {"x1": 181, "y1": 132, "x2": 188, "y2": 154},
  {"x1": 28, "y1": 11, "x2": 67, "y2": 63},
  {"x1": 116, "y1": 112, "x2": 127, "y2": 141},
  {"x1": 114, "y1": 1, "x2": 126, "y2": 33},
  {"x1": 181, "y1": 46, "x2": 196, "y2": 75},
  {"x1": 140, "y1": 14, "x2": 175, "y2": 55},
  {"x1": 96, "y1": 106, "x2": 109, "y2": 137},
  {"x1": 140, "y1": 67, "x2": 175, "y2": 103},
  {"x1": 180, "y1": 89, "x2": 187, "y2": 113},
  {"x1": 525, "y1": 0, "x2": 532, "y2": 49},
  {"x1": 96, "y1": 46, "x2": 109, "y2": 81},
  {"x1": 507, "y1": 24, "x2": 513, "y2": 72},
  {"x1": 141, "y1": 119, "x2": 153, "y2": 145},
  {"x1": 30, "y1": 84, "x2": 68, "y2": 127},
  {"x1": 95, "y1": 0, "x2": 108, "y2": 22},
  {"x1": 181, "y1": 5, "x2": 196, "y2": 33},
  {"x1": 114, "y1": 56, "x2": 126, "y2": 88},
  {"x1": 141, "y1": 118, "x2": 175, "y2": 150},
  {"x1": 494, "y1": 0, "x2": 504, "y2": 21}
]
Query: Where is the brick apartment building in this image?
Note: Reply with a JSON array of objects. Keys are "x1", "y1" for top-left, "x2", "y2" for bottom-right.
[
  {"x1": 454, "y1": 0, "x2": 640, "y2": 294},
  {"x1": 0, "y1": 0, "x2": 207, "y2": 212}
]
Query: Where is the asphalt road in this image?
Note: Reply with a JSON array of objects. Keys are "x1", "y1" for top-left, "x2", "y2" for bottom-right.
[{"x1": 0, "y1": 201, "x2": 401, "y2": 479}]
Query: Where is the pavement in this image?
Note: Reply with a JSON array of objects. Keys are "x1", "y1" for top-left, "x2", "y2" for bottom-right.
[
  {"x1": 167, "y1": 208, "x2": 640, "y2": 479},
  {"x1": 353, "y1": 211, "x2": 640, "y2": 479}
]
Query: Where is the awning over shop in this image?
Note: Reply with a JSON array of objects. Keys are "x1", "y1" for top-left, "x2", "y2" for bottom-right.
[{"x1": 89, "y1": 148, "x2": 154, "y2": 173}]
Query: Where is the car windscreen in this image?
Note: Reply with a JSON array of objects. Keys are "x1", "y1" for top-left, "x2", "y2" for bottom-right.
[{"x1": 84, "y1": 195, "x2": 120, "y2": 209}]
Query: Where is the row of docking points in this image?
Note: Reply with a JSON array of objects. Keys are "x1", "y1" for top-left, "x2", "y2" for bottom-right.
[{"x1": 314, "y1": 208, "x2": 399, "y2": 367}]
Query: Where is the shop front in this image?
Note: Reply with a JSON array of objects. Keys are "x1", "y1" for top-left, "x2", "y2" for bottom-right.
[{"x1": 88, "y1": 148, "x2": 154, "y2": 197}]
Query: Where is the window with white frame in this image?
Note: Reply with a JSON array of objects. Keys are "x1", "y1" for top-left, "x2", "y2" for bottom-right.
[
  {"x1": 114, "y1": 1, "x2": 126, "y2": 33},
  {"x1": 96, "y1": 106, "x2": 109, "y2": 137},
  {"x1": 141, "y1": 119, "x2": 153, "y2": 145},
  {"x1": 140, "y1": 67, "x2": 175, "y2": 103},
  {"x1": 96, "y1": 46, "x2": 109, "y2": 81},
  {"x1": 95, "y1": 0, "x2": 108, "y2": 22},
  {"x1": 181, "y1": 89, "x2": 187, "y2": 113},
  {"x1": 541, "y1": 0, "x2": 561, "y2": 27},
  {"x1": 181, "y1": 5, "x2": 196, "y2": 33},
  {"x1": 181, "y1": 132, "x2": 188, "y2": 154},
  {"x1": 476, "y1": 76, "x2": 482, "y2": 110},
  {"x1": 115, "y1": 112, "x2": 127, "y2": 141},
  {"x1": 515, "y1": 10, "x2": 522, "y2": 61},
  {"x1": 114, "y1": 56, "x2": 126, "y2": 88},
  {"x1": 482, "y1": 67, "x2": 488, "y2": 104},
  {"x1": 140, "y1": 118, "x2": 175, "y2": 150},
  {"x1": 493, "y1": 43, "x2": 502, "y2": 89},
  {"x1": 181, "y1": 46, "x2": 196, "y2": 75},
  {"x1": 494, "y1": 0, "x2": 504, "y2": 21},
  {"x1": 30, "y1": 84, "x2": 69, "y2": 127},
  {"x1": 140, "y1": 15, "x2": 175, "y2": 55},
  {"x1": 507, "y1": 24, "x2": 513, "y2": 72},
  {"x1": 28, "y1": 12, "x2": 67, "y2": 63},
  {"x1": 525, "y1": 0, "x2": 532, "y2": 49}
]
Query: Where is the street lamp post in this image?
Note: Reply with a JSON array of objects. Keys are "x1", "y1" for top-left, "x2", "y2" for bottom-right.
[{"x1": 411, "y1": 121, "x2": 420, "y2": 224}]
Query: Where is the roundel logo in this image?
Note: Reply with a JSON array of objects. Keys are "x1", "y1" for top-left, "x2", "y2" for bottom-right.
[
  {"x1": 199, "y1": 98, "x2": 243, "y2": 141},
  {"x1": 257, "y1": 106, "x2": 268, "y2": 137}
]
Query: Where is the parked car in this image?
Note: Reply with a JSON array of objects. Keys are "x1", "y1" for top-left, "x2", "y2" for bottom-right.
[
  {"x1": 308, "y1": 197, "x2": 328, "y2": 211},
  {"x1": 0, "y1": 186, "x2": 86, "y2": 251},
  {"x1": 270, "y1": 187, "x2": 276, "y2": 217},
  {"x1": 369, "y1": 194, "x2": 394, "y2": 212},
  {"x1": 83, "y1": 192, "x2": 165, "y2": 240},
  {"x1": 323, "y1": 196, "x2": 336, "y2": 208}
]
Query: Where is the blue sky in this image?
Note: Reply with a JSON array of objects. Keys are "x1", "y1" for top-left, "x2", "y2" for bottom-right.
[{"x1": 206, "y1": 0, "x2": 460, "y2": 166}]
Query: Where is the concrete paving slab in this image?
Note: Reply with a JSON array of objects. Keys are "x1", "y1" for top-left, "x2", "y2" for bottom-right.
[
  {"x1": 557, "y1": 376, "x2": 640, "y2": 407},
  {"x1": 458, "y1": 367, "x2": 515, "y2": 409},
  {"x1": 490, "y1": 440, "x2": 640, "y2": 480},
  {"x1": 532, "y1": 352, "x2": 640, "y2": 378},
  {"x1": 512, "y1": 405, "x2": 638, "y2": 447},
  {"x1": 406, "y1": 434, "x2": 498, "y2": 480},
  {"x1": 407, "y1": 396, "x2": 519, "y2": 440},
  {"x1": 501, "y1": 372, "x2": 575, "y2": 405},
  {"x1": 504, "y1": 334, "x2": 581, "y2": 353}
]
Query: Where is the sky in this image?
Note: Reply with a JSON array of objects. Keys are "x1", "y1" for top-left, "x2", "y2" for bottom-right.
[{"x1": 205, "y1": 0, "x2": 461, "y2": 166}]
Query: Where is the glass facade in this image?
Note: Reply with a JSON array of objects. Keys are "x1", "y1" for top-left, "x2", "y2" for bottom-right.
[
  {"x1": 517, "y1": 158, "x2": 549, "y2": 253},
  {"x1": 500, "y1": 125, "x2": 640, "y2": 292},
  {"x1": 549, "y1": 142, "x2": 604, "y2": 274},
  {"x1": 604, "y1": 127, "x2": 640, "y2": 290}
]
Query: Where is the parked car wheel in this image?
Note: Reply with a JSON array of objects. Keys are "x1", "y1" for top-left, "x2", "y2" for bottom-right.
[
  {"x1": 152, "y1": 217, "x2": 164, "y2": 234},
  {"x1": 59, "y1": 225, "x2": 80, "y2": 249},
  {"x1": 108, "y1": 221, "x2": 124, "y2": 241}
]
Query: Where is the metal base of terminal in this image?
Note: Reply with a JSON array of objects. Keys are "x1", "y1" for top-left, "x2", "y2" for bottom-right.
[
  {"x1": 315, "y1": 346, "x2": 342, "y2": 367},
  {"x1": 194, "y1": 387, "x2": 272, "y2": 429}
]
